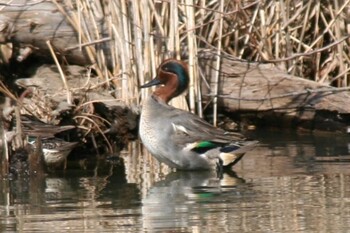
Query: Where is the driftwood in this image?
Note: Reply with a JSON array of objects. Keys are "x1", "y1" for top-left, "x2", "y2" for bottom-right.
[
  {"x1": 199, "y1": 53, "x2": 350, "y2": 133},
  {"x1": 0, "y1": 0, "x2": 104, "y2": 66}
]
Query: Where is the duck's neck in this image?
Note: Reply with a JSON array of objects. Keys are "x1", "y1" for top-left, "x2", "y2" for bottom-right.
[{"x1": 152, "y1": 75, "x2": 180, "y2": 103}]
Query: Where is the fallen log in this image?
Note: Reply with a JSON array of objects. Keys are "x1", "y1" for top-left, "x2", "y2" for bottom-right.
[
  {"x1": 0, "y1": 0, "x2": 106, "y2": 66},
  {"x1": 198, "y1": 52, "x2": 350, "y2": 133}
]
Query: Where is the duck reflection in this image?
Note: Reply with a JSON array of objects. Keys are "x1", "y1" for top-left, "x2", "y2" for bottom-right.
[{"x1": 142, "y1": 170, "x2": 245, "y2": 231}]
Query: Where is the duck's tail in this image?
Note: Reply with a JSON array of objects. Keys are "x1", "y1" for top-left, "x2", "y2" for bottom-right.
[{"x1": 219, "y1": 140, "x2": 259, "y2": 167}]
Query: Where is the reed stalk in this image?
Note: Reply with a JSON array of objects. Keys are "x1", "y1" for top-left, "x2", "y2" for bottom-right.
[
  {"x1": 46, "y1": 40, "x2": 72, "y2": 105},
  {"x1": 51, "y1": 0, "x2": 350, "y2": 113},
  {"x1": 212, "y1": 0, "x2": 224, "y2": 127},
  {"x1": 0, "y1": 115, "x2": 9, "y2": 176}
]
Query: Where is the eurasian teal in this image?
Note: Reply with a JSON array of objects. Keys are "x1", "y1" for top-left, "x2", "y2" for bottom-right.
[
  {"x1": 139, "y1": 59, "x2": 258, "y2": 170},
  {"x1": 20, "y1": 114, "x2": 77, "y2": 168},
  {"x1": 28, "y1": 136, "x2": 78, "y2": 167}
]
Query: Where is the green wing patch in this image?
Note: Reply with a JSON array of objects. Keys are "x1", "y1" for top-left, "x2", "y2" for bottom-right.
[{"x1": 191, "y1": 141, "x2": 220, "y2": 154}]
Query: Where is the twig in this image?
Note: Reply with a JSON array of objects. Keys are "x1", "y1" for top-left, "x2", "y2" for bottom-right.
[
  {"x1": 179, "y1": 0, "x2": 260, "y2": 16},
  {"x1": 238, "y1": 2, "x2": 260, "y2": 59},
  {"x1": 46, "y1": 40, "x2": 72, "y2": 105},
  {"x1": 0, "y1": 81, "x2": 17, "y2": 101},
  {"x1": 0, "y1": 0, "x2": 45, "y2": 7},
  {"x1": 206, "y1": 86, "x2": 350, "y2": 102},
  {"x1": 73, "y1": 115, "x2": 113, "y2": 152},
  {"x1": 263, "y1": 35, "x2": 350, "y2": 63},
  {"x1": 64, "y1": 37, "x2": 111, "y2": 51},
  {"x1": 308, "y1": 0, "x2": 350, "y2": 51}
]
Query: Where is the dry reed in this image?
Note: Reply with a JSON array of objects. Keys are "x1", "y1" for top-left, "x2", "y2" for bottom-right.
[{"x1": 55, "y1": 0, "x2": 350, "y2": 114}]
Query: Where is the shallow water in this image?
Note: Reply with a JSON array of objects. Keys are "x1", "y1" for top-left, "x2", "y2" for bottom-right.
[{"x1": 1, "y1": 129, "x2": 350, "y2": 232}]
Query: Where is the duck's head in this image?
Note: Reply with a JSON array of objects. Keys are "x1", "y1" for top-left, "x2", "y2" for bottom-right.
[{"x1": 141, "y1": 59, "x2": 189, "y2": 103}]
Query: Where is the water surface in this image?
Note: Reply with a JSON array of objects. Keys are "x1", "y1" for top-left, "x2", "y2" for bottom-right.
[{"x1": 1, "y1": 129, "x2": 350, "y2": 232}]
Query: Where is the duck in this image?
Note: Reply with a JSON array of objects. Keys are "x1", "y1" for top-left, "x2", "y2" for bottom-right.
[
  {"x1": 19, "y1": 114, "x2": 78, "y2": 168},
  {"x1": 27, "y1": 136, "x2": 78, "y2": 168},
  {"x1": 139, "y1": 59, "x2": 258, "y2": 171}
]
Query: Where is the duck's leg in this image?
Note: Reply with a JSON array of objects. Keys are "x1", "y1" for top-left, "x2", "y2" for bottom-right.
[{"x1": 216, "y1": 158, "x2": 224, "y2": 179}]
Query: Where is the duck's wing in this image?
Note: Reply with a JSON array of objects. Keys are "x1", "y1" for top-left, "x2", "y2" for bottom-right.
[{"x1": 168, "y1": 108, "x2": 244, "y2": 146}]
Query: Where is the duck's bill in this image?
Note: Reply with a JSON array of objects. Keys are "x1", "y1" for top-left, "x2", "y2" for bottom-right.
[{"x1": 140, "y1": 78, "x2": 161, "y2": 88}]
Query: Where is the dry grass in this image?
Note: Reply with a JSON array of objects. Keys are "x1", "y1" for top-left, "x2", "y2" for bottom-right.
[{"x1": 54, "y1": 0, "x2": 350, "y2": 112}]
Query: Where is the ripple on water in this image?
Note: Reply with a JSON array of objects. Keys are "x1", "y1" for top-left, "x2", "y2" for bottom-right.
[{"x1": 1, "y1": 130, "x2": 350, "y2": 232}]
